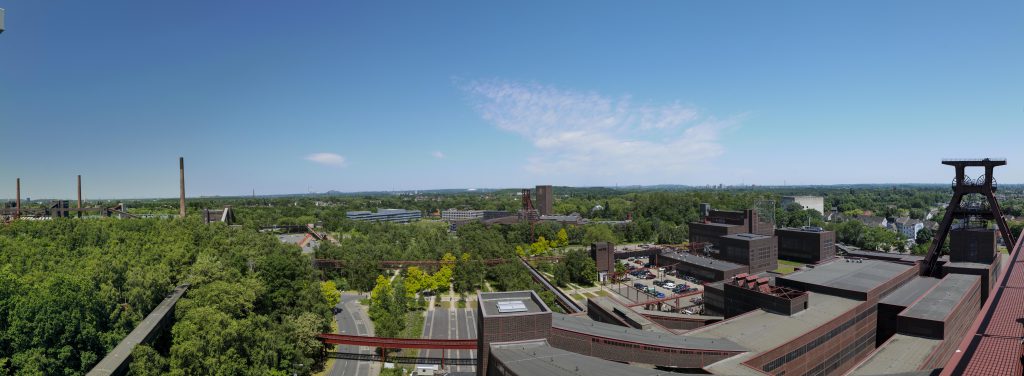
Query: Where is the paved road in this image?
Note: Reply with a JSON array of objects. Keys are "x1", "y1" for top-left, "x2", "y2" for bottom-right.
[
  {"x1": 422, "y1": 307, "x2": 449, "y2": 361},
  {"x1": 420, "y1": 301, "x2": 477, "y2": 375},
  {"x1": 453, "y1": 307, "x2": 477, "y2": 374},
  {"x1": 331, "y1": 293, "x2": 376, "y2": 376}
]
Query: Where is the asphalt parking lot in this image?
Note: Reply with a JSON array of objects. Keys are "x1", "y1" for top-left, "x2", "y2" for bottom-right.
[{"x1": 616, "y1": 256, "x2": 705, "y2": 313}]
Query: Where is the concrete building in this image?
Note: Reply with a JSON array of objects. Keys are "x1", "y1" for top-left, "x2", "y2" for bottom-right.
[
  {"x1": 345, "y1": 208, "x2": 421, "y2": 223},
  {"x1": 534, "y1": 185, "x2": 553, "y2": 216},
  {"x1": 780, "y1": 195, "x2": 825, "y2": 214},
  {"x1": 776, "y1": 226, "x2": 836, "y2": 263}
]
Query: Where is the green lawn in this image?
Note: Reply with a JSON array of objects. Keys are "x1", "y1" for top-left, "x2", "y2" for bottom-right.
[
  {"x1": 773, "y1": 259, "x2": 805, "y2": 275},
  {"x1": 397, "y1": 311, "x2": 426, "y2": 357},
  {"x1": 571, "y1": 293, "x2": 585, "y2": 301},
  {"x1": 593, "y1": 290, "x2": 609, "y2": 297}
]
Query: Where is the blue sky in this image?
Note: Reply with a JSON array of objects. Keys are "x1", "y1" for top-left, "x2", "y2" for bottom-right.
[{"x1": 1, "y1": 1, "x2": 1021, "y2": 198}]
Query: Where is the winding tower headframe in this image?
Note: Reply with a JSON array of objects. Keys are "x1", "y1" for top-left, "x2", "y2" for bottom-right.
[{"x1": 921, "y1": 158, "x2": 1016, "y2": 276}]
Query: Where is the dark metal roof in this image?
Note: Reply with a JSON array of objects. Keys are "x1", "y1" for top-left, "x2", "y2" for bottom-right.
[
  {"x1": 551, "y1": 313, "x2": 745, "y2": 352},
  {"x1": 660, "y1": 251, "x2": 746, "y2": 272},
  {"x1": 778, "y1": 258, "x2": 913, "y2": 294},
  {"x1": 490, "y1": 340, "x2": 700, "y2": 376},
  {"x1": 880, "y1": 277, "x2": 941, "y2": 308},
  {"x1": 900, "y1": 274, "x2": 979, "y2": 322}
]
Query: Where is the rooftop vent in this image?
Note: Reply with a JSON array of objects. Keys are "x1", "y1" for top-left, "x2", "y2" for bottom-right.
[{"x1": 496, "y1": 300, "x2": 528, "y2": 313}]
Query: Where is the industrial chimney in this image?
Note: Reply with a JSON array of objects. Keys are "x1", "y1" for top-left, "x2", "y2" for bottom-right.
[
  {"x1": 15, "y1": 178, "x2": 20, "y2": 219},
  {"x1": 179, "y1": 157, "x2": 186, "y2": 219},
  {"x1": 77, "y1": 175, "x2": 82, "y2": 218}
]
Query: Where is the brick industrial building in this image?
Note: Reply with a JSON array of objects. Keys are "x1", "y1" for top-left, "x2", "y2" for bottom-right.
[
  {"x1": 686, "y1": 207, "x2": 779, "y2": 275},
  {"x1": 449, "y1": 241, "x2": 1010, "y2": 376},
  {"x1": 776, "y1": 226, "x2": 836, "y2": 264},
  {"x1": 533, "y1": 185, "x2": 553, "y2": 216}
]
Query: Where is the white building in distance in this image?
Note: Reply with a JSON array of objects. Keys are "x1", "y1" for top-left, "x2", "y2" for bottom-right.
[{"x1": 781, "y1": 196, "x2": 825, "y2": 214}]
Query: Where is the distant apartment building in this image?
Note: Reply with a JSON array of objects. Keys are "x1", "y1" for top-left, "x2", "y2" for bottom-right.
[
  {"x1": 780, "y1": 196, "x2": 825, "y2": 214},
  {"x1": 894, "y1": 218, "x2": 925, "y2": 239},
  {"x1": 346, "y1": 208, "x2": 421, "y2": 223},
  {"x1": 856, "y1": 215, "x2": 888, "y2": 228},
  {"x1": 442, "y1": 209, "x2": 485, "y2": 222}
]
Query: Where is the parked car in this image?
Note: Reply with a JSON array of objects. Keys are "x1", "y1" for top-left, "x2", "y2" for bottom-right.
[
  {"x1": 655, "y1": 292, "x2": 666, "y2": 298},
  {"x1": 634, "y1": 282, "x2": 646, "y2": 290},
  {"x1": 644, "y1": 274, "x2": 656, "y2": 280},
  {"x1": 652, "y1": 280, "x2": 665, "y2": 287},
  {"x1": 663, "y1": 282, "x2": 676, "y2": 289}
]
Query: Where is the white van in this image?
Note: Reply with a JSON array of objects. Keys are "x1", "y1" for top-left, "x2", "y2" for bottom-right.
[{"x1": 414, "y1": 365, "x2": 440, "y2": 376}]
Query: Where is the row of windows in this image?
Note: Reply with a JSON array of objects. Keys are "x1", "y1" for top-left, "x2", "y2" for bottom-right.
[
  {"x1": 762, "y1": 305, "x2": 876, "y2": 372},
  {"x1": 589, "y1": 338, "x2": 736, "y2": 356},
  {"x1": 802, "y1": 330, "x2": 875, "y2": 376}
]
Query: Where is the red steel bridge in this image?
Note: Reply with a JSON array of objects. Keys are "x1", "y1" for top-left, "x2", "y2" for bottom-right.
[
  {"x1": 313, "y1": 255, "x2": 563, "y2": 269},
  {"x1": 318, "y1": 333, "x2": 476, "y2": 367}
]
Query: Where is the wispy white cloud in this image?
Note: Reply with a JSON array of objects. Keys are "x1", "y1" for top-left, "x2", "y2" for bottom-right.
[
  {"x1": 305, "y1": 152, "x2": 347, "y2": 167},
  {"x1": 432, "y1": 151, "x2": 446, "y2": 159},
  {"x1": 460, "y1": 79, "x2": 741, "y2": 180}
]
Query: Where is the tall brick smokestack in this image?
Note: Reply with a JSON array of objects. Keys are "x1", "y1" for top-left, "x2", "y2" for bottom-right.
[
  {"x1": 15, "y1": 178, "x2": 21, "y2": 219},
  {"x1": 179, "y1": 157, "x2": 186, "y2": 219},
  {"x1": 77, "y1": 175, "x2": 82, "y2": 218}
]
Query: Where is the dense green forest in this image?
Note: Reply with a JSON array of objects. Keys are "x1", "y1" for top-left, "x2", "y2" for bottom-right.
[{"x1": 0, "y1": 219, "x2": 331, "y2": 376}]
